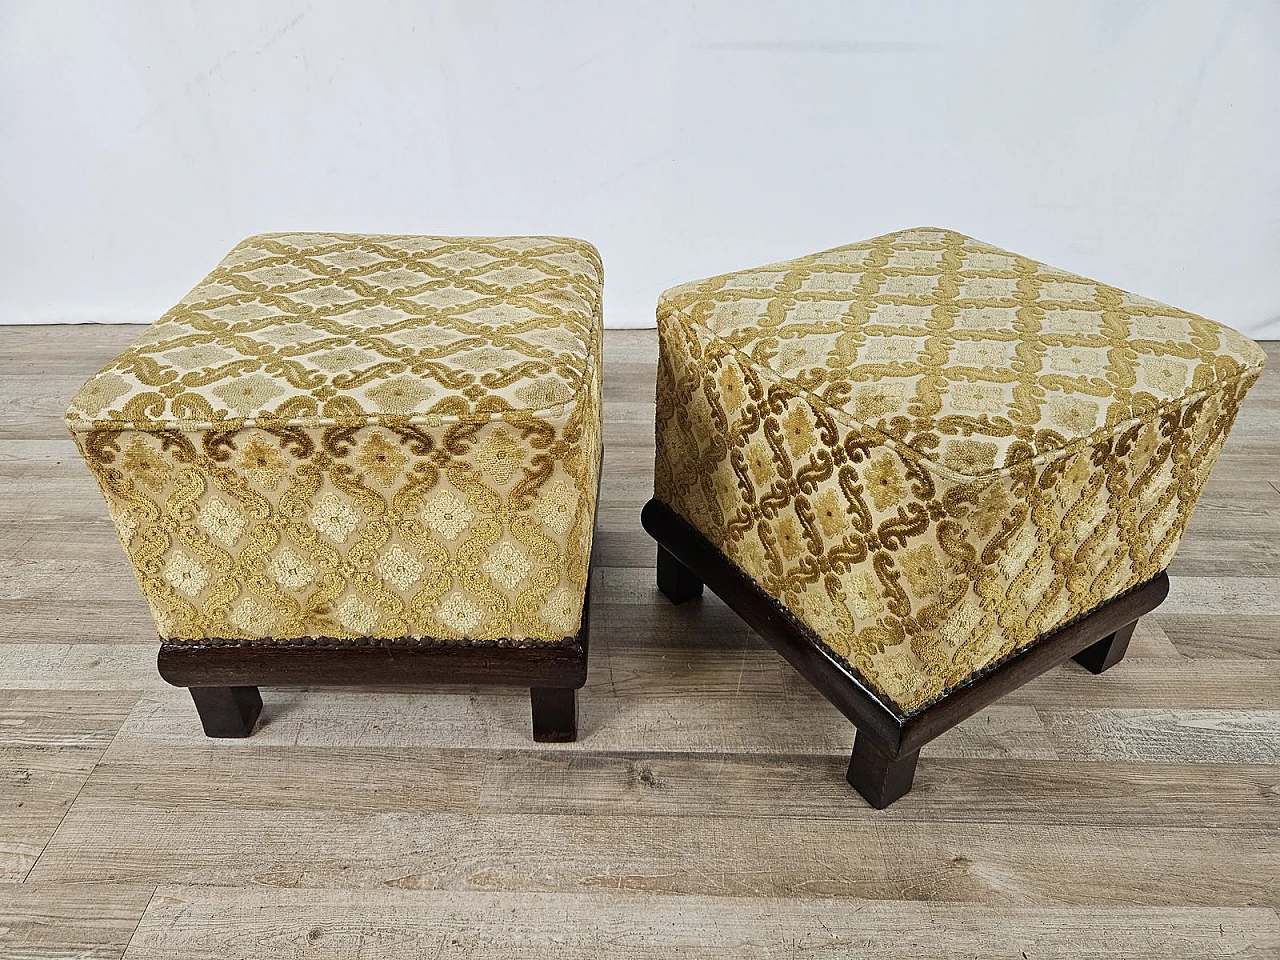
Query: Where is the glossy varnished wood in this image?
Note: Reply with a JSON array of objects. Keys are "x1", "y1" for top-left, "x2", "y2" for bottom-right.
[{"x1": 1, "y1": 327, "x2": 1277, "y2": 957}]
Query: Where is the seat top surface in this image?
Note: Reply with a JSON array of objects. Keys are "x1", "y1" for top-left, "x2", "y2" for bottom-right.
[
  {"x1": 658, "y1": 227, "x2": 1265, "y2": 477},
  {"x1": 67, "y1": 233, "x2": 603, "y2": 433}
]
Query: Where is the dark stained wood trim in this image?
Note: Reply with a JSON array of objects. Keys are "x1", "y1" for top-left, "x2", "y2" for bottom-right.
[
  {"x1": 896, "y1": 577, "x2": 1165, "y2": 754},
  {"x1": 642, "y1": 498, "x2": 1170, "y2": 806},
  {"x1": 645, "y1": 500, "x2": 902, "y2": 745},
  {"x1": 158, "y1": 636, "x2": 589, "y2": 690},
  {"x1": 160, "y1": 577, "x2": 592, "y2": 742},
  {"x1": 1073, "y1": 620, "x2": 1138, "y2": 675},
  {"x1": 530, "y1": 686, "x2": 579, "y2": 743},
  {"x1": 187, "y1": 685, "x2": 263, "y2": 739},
  {"x1": 846, "y1": 734, "x2": 920, "y2": 810},
  {"x1": 657, "y1": 545, "x2": 704, "y2": 603}
]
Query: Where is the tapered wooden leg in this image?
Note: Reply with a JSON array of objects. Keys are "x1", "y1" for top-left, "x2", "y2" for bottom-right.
[
  {"x1": 846, "y1": 732, "x2": 920, "y2": 809},
  {"x1": 531, "y1": 687, "x2": 578, "y2": 742},
  {"x1": 1073, "y1": 620, "x2": 1138, "y2": 675},
  {"x1": 188, "y1": 686, "x2": 262, "y2": 738},
  {"x1": 657, "y1": 545, "x2": 703, "y2": 604}
]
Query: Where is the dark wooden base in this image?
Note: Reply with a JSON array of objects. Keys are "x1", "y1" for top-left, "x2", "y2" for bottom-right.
[
  {"x1": 530, "y1": 686, "x2": 578, "y2": 742},
  {"x1": 188, "y1": 685, "x2": 263, "y2": 738},
  {"x1": 846, "y1": 734, "x2": 920, "y2": 810},
  {"x1": 159, "y1": 598, "x2": 590, "y2": 743},
  {"x1": 1072, "y1": 620, "x2": 1136, "y2": 674},
  {"x1": 658, "y1": 545, "x2": 704, "y2": 604},
  {"x1": 641, "y1": 498, "x2": 1170, "y2": 808}
]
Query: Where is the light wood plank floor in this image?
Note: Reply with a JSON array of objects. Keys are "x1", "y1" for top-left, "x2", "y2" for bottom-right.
[{"x1": 1, "y1": 326, "x2": 1277, "y2": 959}]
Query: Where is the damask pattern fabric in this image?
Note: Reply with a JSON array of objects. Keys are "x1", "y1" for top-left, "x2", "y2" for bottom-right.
[
  {"x1": 654, "y1": 227, "x2": 1264, "y2": 715},
  {"x1": 68, "y1": 233, "x2": 603, "y2": 644}
]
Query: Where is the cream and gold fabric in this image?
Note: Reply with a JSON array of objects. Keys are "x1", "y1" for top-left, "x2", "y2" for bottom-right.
[
  {"x1": 654, "y1": 227, "x2": 1264, "y2": 714},
  {"x1": 69, "y1": 233, "x2": 602, "y2": 644}
]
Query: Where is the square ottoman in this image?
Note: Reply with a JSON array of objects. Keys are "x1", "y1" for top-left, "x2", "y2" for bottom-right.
[
  {"x1": 642, "y1": 227, "x2": 1265, "y2": 806},
  {"x1": 68, "y1": 233, "x2": 602, "y2": 742}
]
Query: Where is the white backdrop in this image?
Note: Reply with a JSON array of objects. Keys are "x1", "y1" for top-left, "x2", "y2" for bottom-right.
[{"x1": 2, "y1": 0, "x2": 1278, "y2": 335}]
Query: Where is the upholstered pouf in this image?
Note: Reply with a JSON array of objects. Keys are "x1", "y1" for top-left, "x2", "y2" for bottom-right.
[
  {"x1": 68, "y1": 233, "x2": 602, "y2": 741},
  {"x1": 642, "y1": 227, "x2": 1264, "y2": 806}
]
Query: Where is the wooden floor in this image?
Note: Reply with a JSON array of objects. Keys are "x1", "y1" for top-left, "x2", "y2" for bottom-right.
[{"x1": 1, "y1": 326, "x2": 1278, "y2": 959}]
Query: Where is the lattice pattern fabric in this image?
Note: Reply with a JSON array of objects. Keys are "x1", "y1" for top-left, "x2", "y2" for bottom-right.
[
  {"x1": 653, "y1": 227, "x2": 1264, "y2": 714},
  {"x1": 68, "y1": 233, "x2": 603, "y2": 644}
]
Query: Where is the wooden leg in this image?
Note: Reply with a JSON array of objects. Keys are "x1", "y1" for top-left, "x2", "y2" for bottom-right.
[
  {"x1": 1073, "y1": 620, "x2": 1138, "y2": 675},
  {"x1": 657, "y1": 545, "x2": 703, "y2": 605},
  {"x1": 846, "y1": 732, "x2": 920, "y2": 809},
  {"x1": 531, "y1": 687, "x2": 578, "y2": 743},
  {"x1": 188, "y1": 686, "x2": 262, "y2": 738}
]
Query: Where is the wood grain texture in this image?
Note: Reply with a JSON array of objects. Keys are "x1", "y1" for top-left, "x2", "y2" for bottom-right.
[
  {"x1": 26, "y1": 805, "x2": 1279, "y2": 907},
  {"x1": 120, "y1": 888, "x2": 1280, "y2": 960},
  {"x1": 0, "y1": 884, "x2": 153, "y2": 960},
  {"x1": 0, "y1": 745, "x2": 102, "y2": 881},
  {"x1": 0, "y1": 327, "x2": 1277, "y2": 956},
  {"x1": 59, "y1": 746, "x2": 1280, "y2": 828},
  {"x1": 0, "y1": 691, "x2": 138, "y2": 881}
]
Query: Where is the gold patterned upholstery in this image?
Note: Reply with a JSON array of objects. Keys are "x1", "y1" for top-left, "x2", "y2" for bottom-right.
[
  {"x1": 654, "y1": 227, "x2": 1264, "y2": 714},
  {"x1": 68, "y1": 233, "x2": 603, "y2": 644}
]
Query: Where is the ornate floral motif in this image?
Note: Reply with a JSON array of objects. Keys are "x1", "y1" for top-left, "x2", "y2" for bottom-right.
[
  {"x1": 538, "y1": 585, "x2": 582, "y2": 636},
  {"x1": 74, "y1": 373, "x2": 130, "y2": 416},
  {"x1": 337, "y1": 596, "x2": 379, "y2": 634},
  {"x1": 865, "y1": 454, "x2": 907, "y2": 512},
  {"x1": 483, "y1": 542, "x2": 533, "y2": 590},
  {"x1": 654, "y1": 227, "x2": 1265, "y2": 714},
  {"x1": 437, "y1": 592, "x2": 486, "y2": 634},
  {"x1": 356, "y1": 433, "x2": 408, "y2": 487},
  {"x1": 533, "y1": 481, "x2": 577, "y2": 535},
  {"x1": 377, "y1": 546, "x2": 424, "y2": 592},
  {"x1": 68, "y1": 234, "x2": 602, "y2": 645},
  {"x1": 310, "y1": 494, "x2": 360, "y2": 544},
  {"x1": 198, "y1": 498, "x2": 248, "y2": 548},
  {"x1": 67, "y1": 233, "x2": 603, "y2": 432},
  {"x1": 120, "y1": 437, "x2": 168, "y2": 492},
  {"x1": 164, "y1": 553, "x2": 210, "y2": 598},
  {"x1": 365, "y1": 376, "x2": 437, "y2": 414},
  {"x1": 423, "y1": 491, "x2": 476, "y2": 541},
  {"x1": 471, "y1": 428, "x2": 525, "y2": 485},
  {"x1": 270, "y1": 549, "x2": 317, "y2": 590},
  {"x1": 238, "y1": 436, "x2": 288, "y2": 489},
  {"x1": 229, "y1": 598, "x2": 277, "y2": 634}
]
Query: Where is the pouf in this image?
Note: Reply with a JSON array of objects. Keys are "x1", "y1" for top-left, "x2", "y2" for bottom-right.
[
  {"x1": 68, "y1": 232, "x2": 603, "y2": 742},
  {"x1": 642, "y1": 226, "x2": 1264, "y2": 806}
]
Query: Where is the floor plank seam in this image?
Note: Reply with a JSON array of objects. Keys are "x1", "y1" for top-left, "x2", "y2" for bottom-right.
[
  {"x1": 21, "y1": 698, "x2": 135, "y2": 884},
  {"x1": 115, "y1": 884, "x2": 160, "y2": 960}
]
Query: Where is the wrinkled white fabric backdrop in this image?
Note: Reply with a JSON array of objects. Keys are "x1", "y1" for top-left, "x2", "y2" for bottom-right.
[{"x1": 2, "y1": 0, "x2": 1278, "y2": 334}]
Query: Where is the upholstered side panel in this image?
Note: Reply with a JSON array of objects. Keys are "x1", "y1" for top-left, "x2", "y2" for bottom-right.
[
  {"x1": 75, "y1": 393, "x2": 601, "y2": 644},
  {"x1": 654, "y1": 309, "x2": 1258, "y2": 714}
]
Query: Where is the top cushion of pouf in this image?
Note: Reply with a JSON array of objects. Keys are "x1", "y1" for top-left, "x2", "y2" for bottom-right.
[
  {"x1": 68, "y1": 233, "x2": 602, "y2": 433},
  {"x1": 658, "y1": 226, "x2": 1264, "y2": 479},
  {"x1": 653, "y1": 227, "x2": 1264, "y2": 714},
  {"x1": 68, "y1": 234, "x2": 603, "y2": 646}
]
